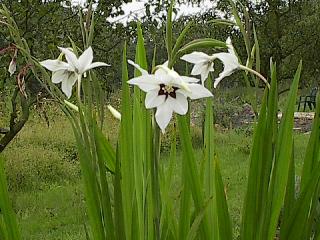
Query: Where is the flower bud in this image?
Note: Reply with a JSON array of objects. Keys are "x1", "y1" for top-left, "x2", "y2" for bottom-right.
[{"x1": 107, "y1": 105, "x2": 121, "y2": 120}]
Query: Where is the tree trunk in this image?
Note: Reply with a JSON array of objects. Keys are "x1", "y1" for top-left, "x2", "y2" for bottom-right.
[{"x1": 0, "y1": 89, "x2": 32, "y2": 152}]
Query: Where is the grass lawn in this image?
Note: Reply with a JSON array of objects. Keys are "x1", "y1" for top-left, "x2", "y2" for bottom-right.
[{"x1": 1, "y1": 112, "x2": 310, "y2": 239}]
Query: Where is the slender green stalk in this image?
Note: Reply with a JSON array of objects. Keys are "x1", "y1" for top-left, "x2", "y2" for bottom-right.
[{"x1": 151, "y1": 121, "x2": 161, "y2": 240}]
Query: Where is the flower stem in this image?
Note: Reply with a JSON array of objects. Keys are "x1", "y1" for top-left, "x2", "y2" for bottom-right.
[
  {"x1": 77, "y1": 74, "x2": 82, "y2": 102},
  {"x1": 152, "y1": 116, "x2": 161, "y2": 240},
  {"x1": 240, "y1": 65, "x2": 270, "y2": 89}
]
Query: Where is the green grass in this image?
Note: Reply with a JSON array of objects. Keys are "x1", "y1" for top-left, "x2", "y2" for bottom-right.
[
  {"x1": 15, "y1": 184, "x2": 86, "y2": 240},
  {"x1": 1, "y1": 112, "x2": 310, "y2": 239}
]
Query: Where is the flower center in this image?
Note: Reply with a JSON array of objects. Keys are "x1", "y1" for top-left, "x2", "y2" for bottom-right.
[{"x1": 158, "y1": 84, "x2": 179, "y2": 99}]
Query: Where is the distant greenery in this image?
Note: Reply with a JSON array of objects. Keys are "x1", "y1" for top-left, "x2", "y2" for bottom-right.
[{"x1": 1, "y1": 0, "x2": 320, "y2": 92}]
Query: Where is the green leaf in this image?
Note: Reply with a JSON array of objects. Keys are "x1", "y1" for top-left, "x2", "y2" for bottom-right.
[
  {"x1": 241, "y1": 61, "x2": 278, "y2": 240},
  {"x1": 133, "y1": 23, "x2": 151, "y2": 239},
  {"x1": 228, "y1": 0, "x2": 251, "y2": 57},
  {"x1": 266, "y1": 61, "x2": 302, "y2": 240},
  {"x1": 87, "y1": 8, "x2": 95, "y2": 47},
  {"x1": 72, "y1": 121, "x2": 105, "y2": 240},
  {"x1": 166, "y1": 0, "x2": 174, "y2": 62},
  {"x1": 280, "y1": 93, "x2": 320, "y2": 240},
  {"x1": 178, "y1": 38, "x2": 226, "y2": 53},
  {"x1": 253, "y1": 25, "x2": 261, "y2": 74},
  {"x1": 280, "y1": 145, "x2": 295, "y2": 239},
  {"x1": 240, "y1": 88, "x2": 269, "y2": 240},
  {"x1": 119, "y1": 42, "x2": 134, "y2": 239},
  {"x1": 301, "y1": 94, "x2": 320, "y2": 189},
  {"x1": 208, "y1": 19, "x2": 236, "y2": 26},
  {"x1": 170, "y1": 21, "x2": 193, "y2": 68},
  {"x1": 114, "y1": 146, "x2": 126, "y2": 240},
  {"x1": 94, "y1": 125, "x2": 115, "y2": 173},
  {"x1": 178, "y1": 115, "x2": 210, "y2": 239},
  {"x1": 280, "y1": 161, "x2": 320, "y2": 240},
  {"x1": 186, "y1": 199, "x2": 210, "y2": 240},
  {"x1": 203, "y1": 75, "x2": 215, "y2": 238},
  {"x1": 214, "y1": 159, "x2": 233, "y2": 240},
  {"x1": 0, "y1": 156, "x2": 21, "y2": 240}
]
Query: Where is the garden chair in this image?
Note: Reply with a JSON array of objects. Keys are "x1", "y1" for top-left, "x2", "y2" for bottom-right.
[{"x1": 297, "y1": 87, "x2": 318, "y2": 111}]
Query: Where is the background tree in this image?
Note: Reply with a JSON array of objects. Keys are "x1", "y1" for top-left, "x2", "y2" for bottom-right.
[{"x1": 2, "y1": 0, "x2": 320, "y2": 151}]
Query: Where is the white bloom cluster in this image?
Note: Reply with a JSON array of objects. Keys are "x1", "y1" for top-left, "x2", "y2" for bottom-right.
[
  {"x1": 40, "y1": 37, "x2": 259, "y2": 132},
  {"x1": 128, "y1": 38, "x2": 242, "y2": 132}
]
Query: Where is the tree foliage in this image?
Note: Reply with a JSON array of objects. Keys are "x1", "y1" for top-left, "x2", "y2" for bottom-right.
[{"x1": 1, "y1": 0, "x2": 320, "y2": 151}]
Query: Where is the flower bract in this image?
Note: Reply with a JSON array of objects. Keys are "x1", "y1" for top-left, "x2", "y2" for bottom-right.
[
  {"x1": 8, "y1": 48, "x2": 17, "y2": 76},
  {"x1": 8, "y1": 58, "x2": 16, "y2": 76}
]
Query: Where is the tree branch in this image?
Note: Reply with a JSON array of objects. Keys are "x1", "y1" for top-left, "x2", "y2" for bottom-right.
[{"x1": 0, "y1": 89, "x2": 35, "y2": 153}]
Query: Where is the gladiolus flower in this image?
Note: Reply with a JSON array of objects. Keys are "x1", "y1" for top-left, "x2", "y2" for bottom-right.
[
  {"x1": 40, "y1": 47, "x2": 109, "y2": 98},
  {"x1": 181, "y1": 37, "x2": 269, "y2": 88},
  {"x1": 127, "y1": 60, "x2": 213, "y2": 132}
]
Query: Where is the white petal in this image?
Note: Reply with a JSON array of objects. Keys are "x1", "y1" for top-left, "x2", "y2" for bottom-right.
[
  {"x1": 181, "y1": 51, "x2": 212, "y2": 64},
  {"x1": 162, "y1": 61, "x2": 169, "y2": 67},
  {"x1": 200, "y1": 72, "x2": 209, "y2": 84},
  {"x1": 155, "y1": 102, "x2": 173, "y2": 133},
  {"x1": 191, "y1": 63, "x2": 213, "y2": 83},
  {"x1": 128, "y1": 60, "x2": 148, "y2": 75},
  {"x1": 214, "y1": 52, "x2": 239, "y2": 69},
  {"x1": 226, "y1": 37, "x2": 236, "y2": 56},
  {"x1": 61, "y1": 74, "x2": 78, "y2": 98},
  {"x1": 40, "y1": 59, "x2": 69, "y2": 72},
  {"x1": 180, "y1": 76, "x2": 200, "y2": 83},
  {"x1": 212, "y1": 52, "x2": 239, "y2": 88},
  {"x1": 85, "y1": 62, "x2": 110, "y2": 72},
  {"x1": 52, "y1": 70, "x2": 68, "y2": 83},
  {"x1": 78, "y1": 47, "x2": 93, "y2": 73},
  {"x1": 154, "y1": 68, "x2": 171, "y2": 85},
  {"x1": 226, "y1": 37, "x2": 232, "y2": 46},
  {"x1": 127, "y1": 75, "x2": 159, "y2": 92},
  {"x1": 58, "y1": 47, "x2": 79, "y2": 70},
  {"x1": 167, "y1": 93, "x2": 188, "y2": 115},
  {"x1": 178, "y1": 84, "x2": 213, "y2": 100},
  {"x1": 191, "y1": 63, "x2": 206, "y2": 76},
  {"x1": 214, "y1": 69, "x2": 235, "y2": 88},
  {"x1": 145, "y1": 90, "x2": 165, "y2": 108}
]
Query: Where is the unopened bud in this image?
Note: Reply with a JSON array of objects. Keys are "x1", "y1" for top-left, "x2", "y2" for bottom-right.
[
  {"x1": 64, "y1": 100, "x2": 79, "y2": 112},
  {"x1": 107, "y1": 105, "x2": 121, "y2": 120}
]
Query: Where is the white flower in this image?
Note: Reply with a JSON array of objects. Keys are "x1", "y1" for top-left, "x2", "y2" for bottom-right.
[
  {"x1": 180, "y1": 51, "x2": 215, "y2": 84},
  {"x1": 212, "y1": 37, "x2": 240, "y2": 88},
  {"x1": 40, "y1": 47, "x2": 109, "y2": 98},
  {"x1": 8, "y1": 58, "x2": 16, "y2": 76},
  {"x1": 181, "y1": 37, "x2": 240, "y2": 88},
  {"x1": 127, "y1": 60, "x2": 213, "y2": 132}
]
